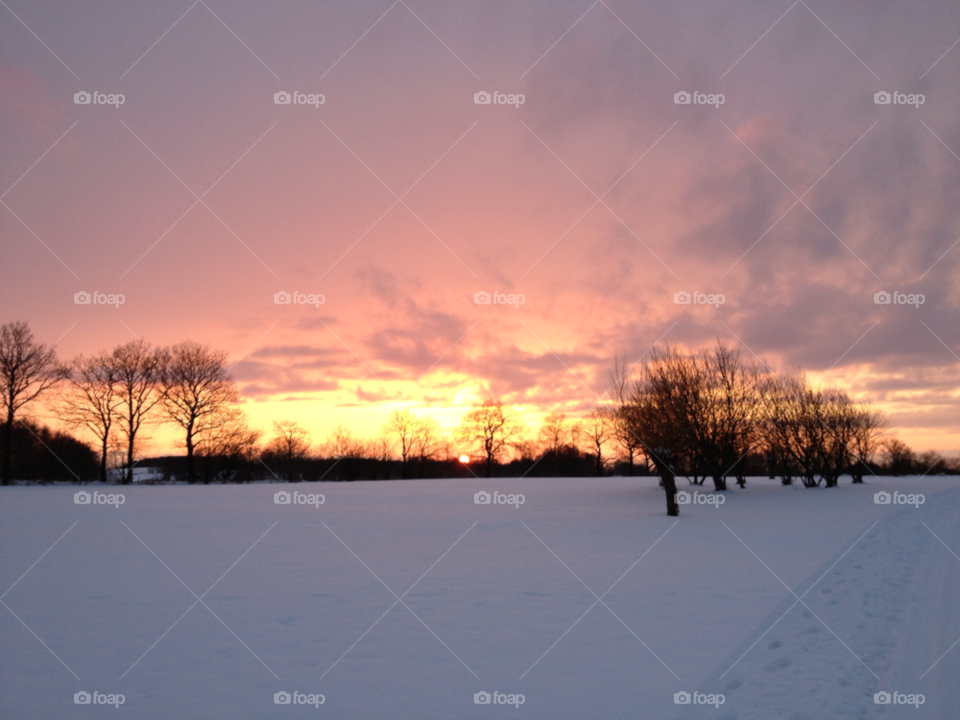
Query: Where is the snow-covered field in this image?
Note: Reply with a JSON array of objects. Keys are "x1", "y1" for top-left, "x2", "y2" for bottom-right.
[{"x1": 1, "y1": 475, "x2": 957, "y2": 719}]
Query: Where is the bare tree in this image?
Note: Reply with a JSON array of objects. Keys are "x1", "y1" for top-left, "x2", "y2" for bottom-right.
[
  {"x1": 608, "y1": 352, "x2": 644, "y2": 475},
  {"x1": 324, "y1": 424, "x2": 364, "y2": 460},
  {"x1": 411, "y1": 416, "x2": 442, "y2": 478},
  {"x1": 848, "y1": 407, "x2": 885, "y2": 483},
  {"x1": 577, "y1": 410, "x2": 612, "y2": 476},
  {"x1": 764, "y1": 373, "x2": 857, "y2": 488},
  {"x1": 458, "y1": 400, "x2": 524, "y2": 477},
  {"x1": 60, "y1": 351, "x2": 121, "y2": 483},
  {"x1": 386, "y1": 409, "x2": 417, "y2": 479},
  {"x1": 883, "y1": 438, "x2": 915, "y2": 476},
  {"x1": 537, "y1": 411, "x2": 570, "y2": 476},
  {"x1": 265, "y1": 419, "x2": 311, "y2": 480},
  {"x1": 0, "y1": 321, "x2": 69, "y2": 485},
  {"x1": 112, "y1": 340, "x2": 166, "y2": 484},
  {"x1": 196, "y1": 408, "x2": 261, "y2": 482},
  {"x1": 161, "y1": 341, "x2": 240, "y2": 484}
]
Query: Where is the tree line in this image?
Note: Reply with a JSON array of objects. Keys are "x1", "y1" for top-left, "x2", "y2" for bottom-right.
[{"x1": 1, "y1": 322, "x2": 952, "y2": 495}]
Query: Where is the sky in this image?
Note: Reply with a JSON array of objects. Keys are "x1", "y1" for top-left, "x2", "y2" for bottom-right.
[{"x1": 1, "y1": 0, "x2": 958, "y2": 455}]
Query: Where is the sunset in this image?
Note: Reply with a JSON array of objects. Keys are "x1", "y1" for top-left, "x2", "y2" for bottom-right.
[{"x1": 2, "y1": 1, "x2": 959, "y2": 717}]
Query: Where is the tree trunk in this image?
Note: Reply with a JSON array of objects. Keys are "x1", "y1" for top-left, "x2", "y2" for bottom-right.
[
  {"x1": 712, "y1": 475, "x2": 727, "y2": 491},
  {"x1": 2, "y1": 413, "x2": 13, "y2": 486},
  {"x1": 125, "y1": 436, "x2": 135, "y2": 485},
  {"x1": 662, "y1": 469, "x2": 679, "y2": 516},
  {"x1": 652, "y1": 455, "x2": 679, "y2": 516},
  {"x1": 186, "y1": 433, "x2": 195, "y2": 484},
  {"x1": 100, "y1": 436, "x2": 109, "y2": 484}
]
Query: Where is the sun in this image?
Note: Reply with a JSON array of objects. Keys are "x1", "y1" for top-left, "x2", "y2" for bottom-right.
[{"x1": 459, "y1": 455, "x2": 470, "y2": 464}]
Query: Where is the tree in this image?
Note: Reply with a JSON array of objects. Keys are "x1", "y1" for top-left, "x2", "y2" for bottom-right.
[
  {"x1": 577, "y1": 410, "x2": 612, "y2": 476},
  {"x1": 458, "y1": 400, "x2": 524, "y2": 477},
  {"x1": 411, "y1": 416, "x2": 442, "y2": 478},
  {"x1": 324, "y1": 424, "x2": 364, "y2": 460},
  {"x1": 848, "y1": 407, "x2": 885, "y2": 483},
  {"x1": 764, "y1": 373, "x2": 858, "y2": 488},
  {"x1": 112, "y1": 340, "x2": 166, "y2": 484},
  {"x1": 608, "y1": 353, "x2": 645, "y2": 475},
  {"x1": 537, "y1": 411, "x2": 570, "y2": 476},
  {"x1": 161, "y1": 341, "x2": 240, "y2": 484},
  {"x1": 625, "y1": 350, "x2": 691, "y2": 516},
  {"x1": 0, "y1": 321, "x2": 69, "y2": 485},
  {"x1": 195, "y1": 408, "x2": 261, "y2": 483},
  {"x1": 6, "y1": 419, "x2": 97, "y2": 483},
  {"x1": 265, "y1": 419, "x2": 311, "y2": 480},
  {"x1": 386, "y1": 409, "x2": 417, "y2": 479},
  {"x1": 60, "y1": 351, "x2": 121, "y2": 483},
  {"x1": 883, "y1": 438, "x2": 915, "y2": 476}
]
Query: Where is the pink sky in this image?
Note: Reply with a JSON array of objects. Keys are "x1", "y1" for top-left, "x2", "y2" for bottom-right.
[{"x1": 2, "y1": 0, "x2": 958, "y2": 454}]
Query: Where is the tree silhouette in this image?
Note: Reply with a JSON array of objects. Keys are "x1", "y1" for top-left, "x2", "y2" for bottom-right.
[{"x1": 0, "y1": 322, "x2": 68, "y2": 485}]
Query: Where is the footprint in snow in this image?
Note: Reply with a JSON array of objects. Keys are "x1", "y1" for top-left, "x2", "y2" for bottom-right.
[{"x1": 765, "y1": 657, "x2": 792, "y2": 672}]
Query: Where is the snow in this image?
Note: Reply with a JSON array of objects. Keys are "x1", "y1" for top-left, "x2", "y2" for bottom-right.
[{"x1": 1, "y1": 475, "x2": 957, "y2": 719}]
